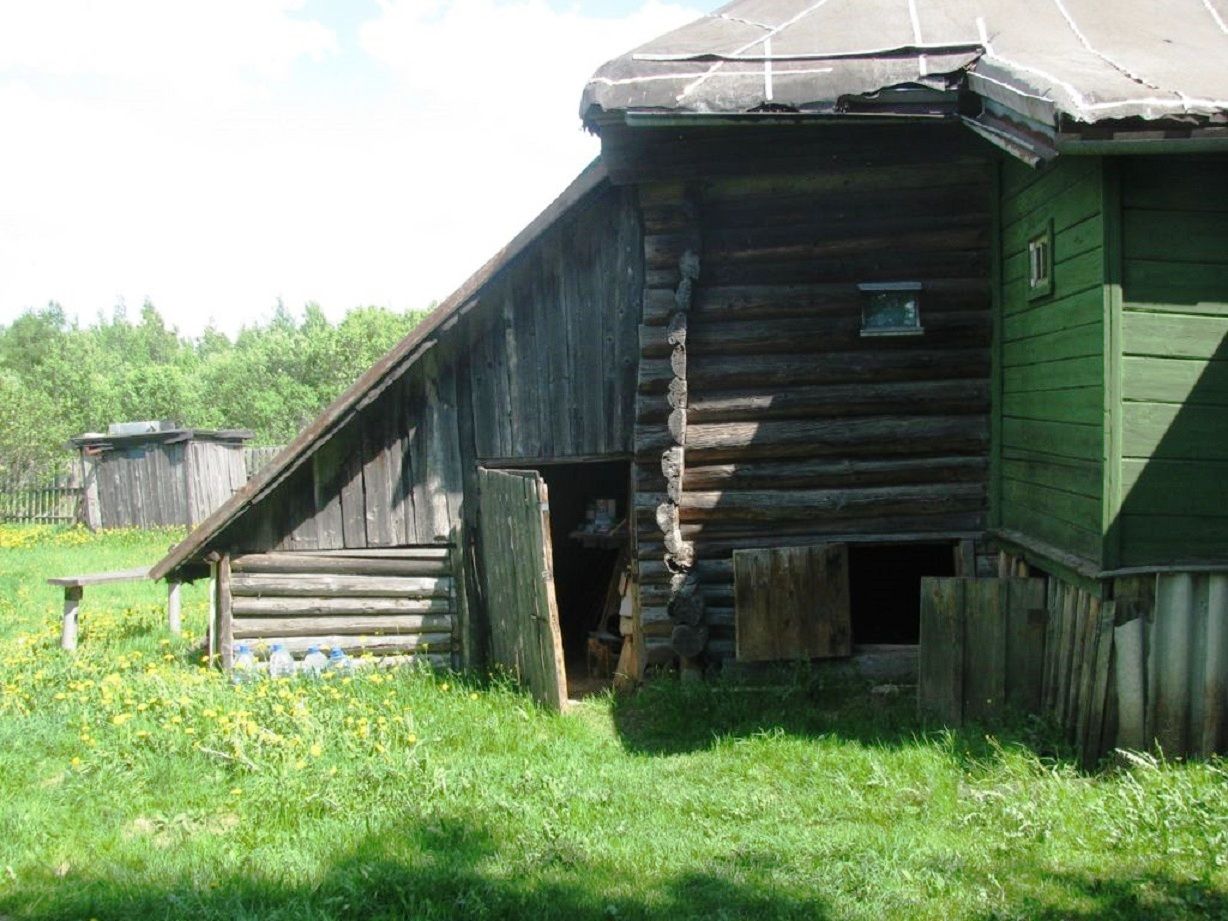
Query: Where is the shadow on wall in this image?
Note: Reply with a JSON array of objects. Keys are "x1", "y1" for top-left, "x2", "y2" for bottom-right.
[{"x1": 1106, "y1": 159, "x2": 1228, "y2": 568}]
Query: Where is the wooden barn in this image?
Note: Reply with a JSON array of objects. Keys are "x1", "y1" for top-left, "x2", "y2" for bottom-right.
[
  {"x1": 154, "y1": 0, "x2": 1228, "y2": 757},
  {"x1": 74, "y1": 423, "x2": 252, "y2": 529}
]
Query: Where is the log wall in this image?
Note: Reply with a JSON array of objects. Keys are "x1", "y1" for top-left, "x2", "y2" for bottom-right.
[
  {"x1": 214, "y1": 548, "x2": 459, "y2": 669},
  {"x1": 626, "y1": 126, "x2": 995, "y2": 662}
]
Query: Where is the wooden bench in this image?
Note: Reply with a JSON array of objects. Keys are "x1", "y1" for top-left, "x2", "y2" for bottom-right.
[{"x1": 47, "y1": 568, "x2": 182, "y2": 650}]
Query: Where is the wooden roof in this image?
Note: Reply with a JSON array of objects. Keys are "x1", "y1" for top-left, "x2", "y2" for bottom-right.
[{"x1": 150, "y1": 159, "x2": 608, "y2": 581}]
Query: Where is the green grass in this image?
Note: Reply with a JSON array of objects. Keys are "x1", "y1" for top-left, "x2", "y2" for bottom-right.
[{"x1": 0, "y1": 526, "x2": 1225, "y2": 920}]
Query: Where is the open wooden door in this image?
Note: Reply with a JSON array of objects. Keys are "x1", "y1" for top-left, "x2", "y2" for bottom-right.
[{"x1": 477, "y1": 468, "x2": 567, "y2": 710}]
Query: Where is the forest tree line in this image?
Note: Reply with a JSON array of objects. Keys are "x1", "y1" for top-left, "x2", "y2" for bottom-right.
[{"x1": 0, "y1": 300, "x2": 427, "y2": 482}]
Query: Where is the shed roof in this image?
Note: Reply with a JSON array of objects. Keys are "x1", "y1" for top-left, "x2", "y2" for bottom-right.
[
  {"x1": 71, "y1": 427, "x2": 253, "y2": 449},
  {"x1": 582, "y1": 0, "x2": 1228, "y2": 126}
]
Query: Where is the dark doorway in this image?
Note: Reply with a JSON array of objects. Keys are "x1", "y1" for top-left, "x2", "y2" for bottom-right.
[
  {"x1": 848, "y1": 543, "x2": 955, "y2": 644},
  {"x1": 536, "y1": 460, "x2": 630, "y2": 697}
]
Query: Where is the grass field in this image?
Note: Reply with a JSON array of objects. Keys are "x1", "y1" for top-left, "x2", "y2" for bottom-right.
[{"x1": 0, "y1": 526, "x2": 1225, "y2": 920}]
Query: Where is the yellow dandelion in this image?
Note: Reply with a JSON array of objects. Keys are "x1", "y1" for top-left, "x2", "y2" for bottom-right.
[
  {"x1": 406, "y1": 733, "x2": 417, "y2": 744},
  {"x1": 53, "y1": 692, "x2": 67, "y2": 701},
  {"x1": 162, "y1": 654, "x2": 175, "y2": 662},
  {"x1": 110, "y1": 713, "x2": 132, "y2": 726},
  {"x1": 183, "y1": 727, "x2": 196, "y2": 735},
  {"x1": 469, "y1": 692, "x2": 478, "y2": 700},
  {"x1": 70, "y1": 757, "x2": 81, "y2": 767},
  {"x1": 229, "y1": 787, "x2": 242, "y2": 797},
  {"x1": 328, "y1": 766, "x2": 338, "y2": 777},
  {"x1": 440, "y1": 682, "x2": 449, "y2": 692},
  {"x1": 309, "y1": 743, "x2": 323, "y2": 757}
]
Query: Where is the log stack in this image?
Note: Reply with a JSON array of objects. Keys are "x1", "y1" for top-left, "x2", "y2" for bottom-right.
[{"x1": 213, "y1": 547, "x2": 457, "y2": 668}]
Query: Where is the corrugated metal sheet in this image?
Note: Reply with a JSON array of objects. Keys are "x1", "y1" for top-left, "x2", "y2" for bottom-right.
[
  {"x1": 1116, "y1": 573, "x2": 1228, "y2": 757},
  {"x1": 582, "y1": 0, "x2": 1228, "y2": 125}
]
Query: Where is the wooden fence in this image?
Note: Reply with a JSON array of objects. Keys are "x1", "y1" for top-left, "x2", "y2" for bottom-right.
[
  {"x1": 244, "y1": 446, "x2": 284, "y2": 478},
  {"x1": 0, "y1": 477, "x2": 81, "y2": 524}
]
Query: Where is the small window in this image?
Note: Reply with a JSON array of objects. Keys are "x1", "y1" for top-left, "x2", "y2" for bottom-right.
[
  {"x1": 1027, "y1": 221, "x2": 1054, "y2": 300},
  {"x1": 859, "y1": 282, "x2": 923, "y2": 336}
]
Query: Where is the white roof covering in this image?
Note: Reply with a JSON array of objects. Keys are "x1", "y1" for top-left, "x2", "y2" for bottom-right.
[{"x1": 582, "y1": 0, "x2": 1228, "y2": 124}]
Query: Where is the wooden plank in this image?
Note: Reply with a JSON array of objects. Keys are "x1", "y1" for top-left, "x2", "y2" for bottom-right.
[
  {"x1": 231, "y1": 552, "x2": 450, "y2": 576},
  {"x1": 48, "y1": 567, "x2": 150, "y2": 587},
  {"x1": 218, "y1": 554, "x2": 234, "y2": 670},
  {"x1": 1123, "y1": 402, "x2": 1228, "y2": 460},
  {"x1": 1084, "y1": 599, "x2": 1117, "y2": 766},
  {"x1": 232, "y1": 597, "x2": 451, "y2": 616},
  {"x1": 962, "y1": 579, "x2": 1006, "y2": 723},
  {"x1": 1004, "y1": 578, "x2": 1047, "y2": 713},
  {"x1": 1120, "y1": 355, "x2": 1228, "y2": 406},
  {"x1": 919, "y1": 577, "x2": 965, "y2": 723},
  {"x1": 229, "y1": 573, "x2": 451, "y2": 598},
  {"x1": 733, "y1": 543, "x2": 851, "y2": 662},
  {"x1": 529, "y1": 474, "x2": 568, "y2": 710},
  {"x1": 232, "y1": 613, "x2": 452, "y2": 638}
]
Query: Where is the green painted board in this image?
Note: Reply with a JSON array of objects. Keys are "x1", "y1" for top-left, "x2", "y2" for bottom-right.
[
  {"x1": 1002, "y1": 417, "x2": 1102, "y2": 462},
  {"x1": 1121, "y1": 355, "x2": 1228, "y2": 405}
]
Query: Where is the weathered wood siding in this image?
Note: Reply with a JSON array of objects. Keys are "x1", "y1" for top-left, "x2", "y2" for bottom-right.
[
  {"x1": 996, "y1": 157, "x2": 1106, "y2": 565},
  {"x1": 1115, "y1": 156, "x2": 1228, "y2": 566},
  {"x1": 628, "y1": 127, "x2": 994, "y2": 659},
  {"x1": 220, "y1": 183, "x2": 643, "y2": 561},
  {"x1": 465, "y1": 184, "x2": 643, "y2": 461},
  {"x1": 186, "y1": 442, "x2": 247, "y2": 526},
  {"x1": 92, "y1": 438, "x2": 246, "y2": 528}
]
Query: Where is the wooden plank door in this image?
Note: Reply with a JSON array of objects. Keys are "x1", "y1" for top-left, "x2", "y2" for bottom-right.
[
  {"x1": 477, "y1": 468, "x2": 567, "y2": 710},
  {"x1": 733, "y1": 543, "x2": 852, "y2": 662},
  {"x1": 918, "y1": 577, "x2": 1047, "y2": 724}
]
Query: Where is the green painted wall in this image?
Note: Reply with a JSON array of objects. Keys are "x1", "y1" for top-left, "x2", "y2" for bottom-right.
[
  {"x1": 996, "y1": 157, "x2": 1106, "y2": 565},
  {"x1": 1114, "y1": 156, "x2": 1228, "y2": 566}
]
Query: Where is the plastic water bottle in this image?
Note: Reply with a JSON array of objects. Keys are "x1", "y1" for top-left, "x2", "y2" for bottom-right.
[
  {"x1": 327, "y1": 646, "x2": 351, "y2": 675},
  {"x1": 232, "y1": 643, "x2": 257, "y2": 684},
  {"x1": 302, "y1": 645, "x2": 327, "y2": 678},
  {"x1": 269, "y1": 643, "x2": 295, "y2": 679}
]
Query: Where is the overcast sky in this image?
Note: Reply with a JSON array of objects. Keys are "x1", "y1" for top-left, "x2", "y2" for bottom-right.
[{"x1": 0, "y1": 0, "x2": 703, "y2": 336}]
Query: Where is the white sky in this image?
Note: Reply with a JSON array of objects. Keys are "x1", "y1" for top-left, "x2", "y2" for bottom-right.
[{"x1": 0, "y1": 0, "x2": 703, "y2": 337}]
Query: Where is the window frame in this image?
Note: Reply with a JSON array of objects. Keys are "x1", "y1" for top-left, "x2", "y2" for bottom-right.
[
  {"x1": 1027, "y1": 219, "x2": 1054, "y2": 301},
  {"x1": 858, "y1": 281, "x2": 924, "y2": 337}
]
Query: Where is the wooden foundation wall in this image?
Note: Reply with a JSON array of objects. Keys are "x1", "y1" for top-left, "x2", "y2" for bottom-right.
[
  {"x1": 1005, "y1": 552, "x2": 1228, "y2": 763},
  {"x1": 211, "y1": 547, "x2": 462, "y2": 670}
]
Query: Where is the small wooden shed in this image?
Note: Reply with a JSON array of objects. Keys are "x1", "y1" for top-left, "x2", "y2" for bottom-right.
[
  {"x1": 152, "y1": 0, "x2": 1228, "y2": 761},
  {"x1": 74, "y1": 423, "x2": 253, "y2": 529}
]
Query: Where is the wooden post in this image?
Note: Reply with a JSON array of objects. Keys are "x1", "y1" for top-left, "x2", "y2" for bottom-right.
[
  {"x1": 218, "y1": 555, "x2": 234, "y2": 670},
  {"x1": 61, "y1": 586, "x2": 83, "y2": 650},
  {"x1": 80, "y1": 452, "x2": 101, "y2": 531},
  {"x1": 206, "y1": 561, "x2": 218, "y2": 666},
  {"x1": 167, "y1": 580, "x2": 182, "y2": 635}
]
